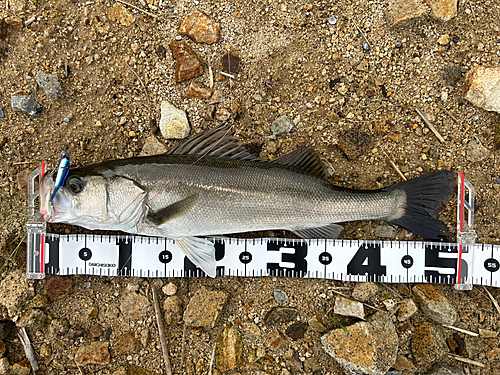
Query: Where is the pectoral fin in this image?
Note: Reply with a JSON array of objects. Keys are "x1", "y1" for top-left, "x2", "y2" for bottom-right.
[
  {"x1": 292, "y1": 223, "x2": 344, "y2": 239},
  {"x1": 176, "y1": 237, "x2": 217, "y2": 277},
  {"x1": 147, "y1": 194, "x2": 198, "y2": 225}
]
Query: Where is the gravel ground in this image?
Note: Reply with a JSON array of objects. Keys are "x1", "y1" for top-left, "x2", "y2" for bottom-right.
[{"x1": 1, "y1": 0, "x2": 500, "y2": 374}]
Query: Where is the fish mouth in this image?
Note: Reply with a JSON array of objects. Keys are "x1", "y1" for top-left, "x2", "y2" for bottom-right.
[{"x1": 40, "y1": 171, "x2": 73, "y2": 220}]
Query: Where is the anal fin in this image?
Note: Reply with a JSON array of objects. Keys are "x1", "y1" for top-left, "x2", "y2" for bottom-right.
[
  {"x1": 292, "y1": 223, "x2": 344, "y2": 239},
  {"x1": 176, "y1": 237, "x2": 217, "y2": 277}
]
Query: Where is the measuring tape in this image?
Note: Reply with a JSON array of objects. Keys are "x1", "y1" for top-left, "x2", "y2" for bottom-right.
[{"x1": 25, "y1": 165, "x2": 499, "y2": 289}]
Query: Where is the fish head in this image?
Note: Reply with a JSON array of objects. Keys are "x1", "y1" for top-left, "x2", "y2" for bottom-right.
[{"x1": 40, "y1": 171, "x2": 147, "y2": 231}]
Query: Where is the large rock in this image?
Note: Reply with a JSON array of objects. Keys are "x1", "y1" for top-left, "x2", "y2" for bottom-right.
[
  {"x1": 169, "y1": 41, "x2": 204, "y2": 82},
  {"x1": 412, "y1": 284, "x2": 457, "y2": 325},
  {"x1": 385, "y1": 0, "x2": 428, "y2": 27},
  {"x1": 321, "y1": 312, "x2": 398, "y2": 375},
  {"x1": 216, "y1": 326, "x2": 243, "y2": 373},
  {"x1": 178, "y1": 9, "x2": 220, "y2": 44},
  {"x1": 183, "y1": 286, "x2": 227, "y2": 328},
  {"x1": 159, "y1": 101, "x2": 190, "y2": 140},
  {"x1": 464, "y1": 65, "x2": 500, "y2": 113},
  {"x1": 424, "y1": 0, "x2": 458, "y2": 22},
  {"x1": 411, "y1": 321, "x2": 448, "y2": 363}
]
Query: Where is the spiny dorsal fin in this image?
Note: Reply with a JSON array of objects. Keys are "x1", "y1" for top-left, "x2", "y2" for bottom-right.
[
  {"x1": 272, "y1": 146, "x2": 327, "y2": 179},
  {"x1": 167, "y1": 124, "x2": 260, "y2": 161}
]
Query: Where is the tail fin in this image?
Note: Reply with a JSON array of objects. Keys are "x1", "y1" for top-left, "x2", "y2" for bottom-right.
[{"x1": 385, "y1": 170, "x2": 456, "y2": 240}]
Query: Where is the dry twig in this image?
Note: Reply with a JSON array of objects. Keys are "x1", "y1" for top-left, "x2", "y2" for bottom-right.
[
  {"x1": 448, "y1": 353, "x2": 484, "y2": 367},
  {"x1": 209, "y1": 66, "x2": 214, "y2": 89},
  {"x1": 383, "y1": 151, "x2": 407, "y2": 181},
  {"x1": 116, "y1": 0, "x2": 159, "y2": 18},
  {"x1": 415, "y1": 107, "x2": 446, "y2": 143},
  {"x1": 126, "y1": 63, "x2": 152, "y2": 117},
  {"x1": 482, "y1": 286, "x2": 500, "y2": 316},
  {"x1": 152, "y1": 286, "x2": 172, "y2": 375},
  {"x1": 17, "y1": 328, "x2": 39, "y2": 372},
  {"x1": 443, "y1": 324, "x2": 479, "y2": 337},
  {"x1": 438, "y1": 104, "x2": 459, "y2": 124},
  {"x1": 220, "y1": 71, "x2": 236, "y2": 79},
  {"x1": 208, "y1": 343, "x2": 217, "y2": 375}
]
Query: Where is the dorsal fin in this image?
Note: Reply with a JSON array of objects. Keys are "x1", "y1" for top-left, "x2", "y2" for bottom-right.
[
  {"x1": 167, "y1": 124, "x2": 260, "y2": 161},
  {"x1": 272, "y1": 146, "x2": 327, "y2": 179}
]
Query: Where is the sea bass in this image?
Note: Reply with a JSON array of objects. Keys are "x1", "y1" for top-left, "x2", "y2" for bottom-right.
[{"x1": 40, "y1": 125, "x2": 456, "y2": 277}]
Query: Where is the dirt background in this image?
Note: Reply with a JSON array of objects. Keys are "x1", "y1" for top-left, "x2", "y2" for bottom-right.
[{"x1": 1, "y1": 0, "x2": 500, "y2": 373}]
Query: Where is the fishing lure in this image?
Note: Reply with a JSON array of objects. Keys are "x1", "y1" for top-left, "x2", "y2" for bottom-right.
[{"x1": 50, "y1": 151, "x2": 70, "y2": 202}]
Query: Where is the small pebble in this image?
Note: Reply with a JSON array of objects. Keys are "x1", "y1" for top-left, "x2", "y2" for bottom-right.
[
  {"x1": 452, "y1": 36, "x2": 460, "y2": 43},
  {"x1": 63, "y1": 114, "x2": 73, "y2": 123},
  {"x1": 363, "y1": 42, "x2": 370, "y2": 51},
  {"x1": 395, "y1": 42, "x2": 402, "y2": 48},
  {"x1": 328, "y1": 16, "x2": 337, "y2": 25},
  {"x1": 472, "y1": 114, "x2": 479, "y2": 121},
  {"x1": 0, "y1": 107, "x2": 3, "y2": 118},
  {"x1": 273, "y1": 289, "x2": 288, "y2": 304},
  {"x1": 162, "y1": 282, "x2": 177, "y2": 296}
]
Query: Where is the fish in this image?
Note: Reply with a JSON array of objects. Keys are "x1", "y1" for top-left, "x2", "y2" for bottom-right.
[{"x1": 40, "y1": 125, "x2": 457, "y2": 277}]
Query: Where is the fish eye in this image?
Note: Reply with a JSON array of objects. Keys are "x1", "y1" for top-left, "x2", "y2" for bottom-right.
[{"x1": 67, "y1": 176, "x2": 84, "y2": 193}]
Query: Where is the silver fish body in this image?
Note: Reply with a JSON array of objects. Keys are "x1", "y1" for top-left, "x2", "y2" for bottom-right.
[{"x1": 40, "y1": 126, "x2": 456, "y2": 276}]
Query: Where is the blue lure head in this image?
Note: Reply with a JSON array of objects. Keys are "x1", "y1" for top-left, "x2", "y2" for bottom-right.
[{"x1": 50, "y1": 151, "x2": 70, "y2": 202}]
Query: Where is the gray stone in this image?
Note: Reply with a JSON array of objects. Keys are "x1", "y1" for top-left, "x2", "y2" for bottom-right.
[
  {"x1": 183, "y1": 286, "x2": 227, "y2": 328},
  {"x1": 11, "y1": 95, "x2": 42, "y2": 117},
  {"x1": 321, "y1": 312, "x2": 398, "y2": 375},
  {"x1": 397, "y1": 298, "x2": 418, "y2": 321},
  {"x1": 139, "y1": 136, "x2": 168, "y2": 156},
  {"x1": 424, "y1": 362, "x2": 464, "y2": 375},
  {"x1": 411, "y1": 321, "x2": 448, "y2": 363},
  {"x1": 373, "y1": 225, "x2": 397, "y2": 239},
  {"x1": 0, "y1": 107, "x2": 3, "y2": 118},
  {"x1": 413, "y1": 284, "x2": 457, "y2": 325},
  {"x1": 159, "y1": 101, "x2": 190, "y2": 139},
  {"x1": 271, "y1": 115, "x2": 294, "y2": 136},
  {"x1": 273, "y1": 289, "x2": 288, "y2": 304},
  {"x1": 352, "y1": 282, "x2": 378, "y2": 302},
  {"x1": 464, "y1": 65, "x2": 500, "y2": 113},
  {"x1": 35, "y1": 71, "x2": 62, "y2": 99},
  {"x1": 467, "y1": 137, "x2": 490, "y2": 162}
]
